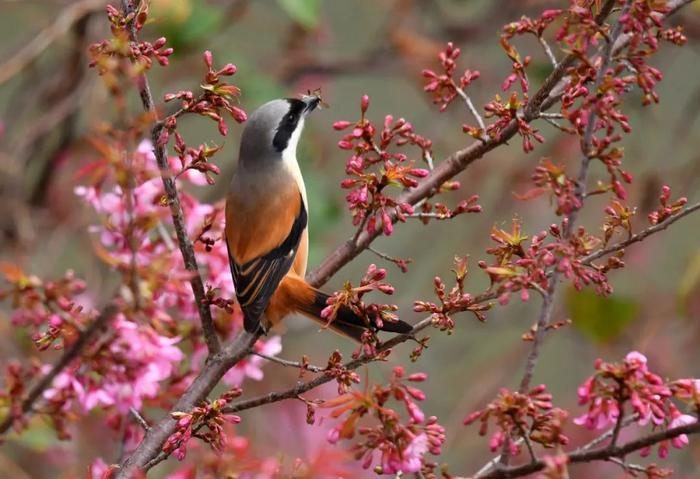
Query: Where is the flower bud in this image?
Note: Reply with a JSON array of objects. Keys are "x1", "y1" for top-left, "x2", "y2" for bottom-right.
[
  {"x1": 203, "y1": 50, "x2": 213, "y2": 69},
  {"x1": 360, "y1": 94, "x2": 369, "y2": 113}
]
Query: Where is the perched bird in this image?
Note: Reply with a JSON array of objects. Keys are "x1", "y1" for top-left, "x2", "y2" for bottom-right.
[{"x1": 225, "y1": 95, "x2": 412, "y2": 341}]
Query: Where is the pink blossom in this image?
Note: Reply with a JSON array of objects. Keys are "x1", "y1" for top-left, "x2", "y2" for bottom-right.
[
  {"x1": 386, "y1": 432, "x2": 428, "y2": 474},
  {"x1": 222, "y1": 336, "x2": 282, "y2": 386},
  {"x1": 89, "y1": 457, "x2": 110, "y2": 478},
  {"x1": 670, "y1": 414, "x2": 696, "y2": 449}
]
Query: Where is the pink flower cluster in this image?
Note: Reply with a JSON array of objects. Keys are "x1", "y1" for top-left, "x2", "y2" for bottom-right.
[
  {"x1": 321, "y1": 264, "x2": 401, "y2": 352},
  {"x1": 575, "y1": 351, "x2": 698, "y2": 458},
  {"x1": 75, "y1": 138, "x2": 282, "y2": 366},
  {"x1": 1, "y1": 266, "x2": 89, "y2": 352},
  {"x1": 647, "y1": 185, "x2": 688, "y2": 225},
  {"x1": 422, "y1": 41, "x2": 481, "y2": 111},
  {"x1": 322, "y1": 367, "x2": 445, "y2": 476},
  {"x1": 480, "y1": 218, "x2": 616, "y2": 305},
  {"x1": 483, "y1": 93, "x2": 545, "y2": 152},
  {"x1": 334, "y1": 95, "x2": 431, "y2": 236},
  {"x1": 414, "y1": 256, "x2": 492, "y2": 332},
  {"x1": 464, "y1": 384, "x2": 569, "y2": 455},
  {"x1": 89, "y1": 4, "x2": 173, "y2": 76},
  {"x1": 161, "y1": 50, "x2": 247, "y2": 142},
  {"x1": 517, "y1": 159, "x2": 582, "y2": 216},
  {"x1": 164, "y1": 389, "x2": 243, "y2": 460},
  {"x1": 575, "y1": 351, "x2": 671, "y2": 430},
  {"x1": 44, "y1": 314, "x2": 183, "y2": 413}
]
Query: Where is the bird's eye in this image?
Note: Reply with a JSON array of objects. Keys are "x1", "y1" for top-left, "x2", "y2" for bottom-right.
[{"x1": 288, "y1": 114, "x2": 298, "y2": 123}]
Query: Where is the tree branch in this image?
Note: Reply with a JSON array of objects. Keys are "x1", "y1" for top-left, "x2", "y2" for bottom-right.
[
  {"x1": 115, "y1": 330, "x2": 259, "y2": 478},
  {"x1": 515, "y1": 0, "x2": 626, "y2": 396},
  {"x1": 475, "y1": 419, "x2": 700, "y2": 479},
  {"x1": 119, "y1": 0, "x2": 220, "y2": 356},
  {"x1": 581, "y1": 202, "x2": 700, "y2": 264},
  {"x1": 307, "y1": 0, "x2": 695, "y2": 289}
]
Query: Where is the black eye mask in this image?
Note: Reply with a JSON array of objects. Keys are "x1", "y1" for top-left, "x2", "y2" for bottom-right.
[{"x1": 272, "y1": 99, "x2": 307, "y2": 152}]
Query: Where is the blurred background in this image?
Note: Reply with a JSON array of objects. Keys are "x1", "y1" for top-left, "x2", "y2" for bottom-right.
[{"x1": 1, "y1": 0, "x2": 700, "y2": 477}]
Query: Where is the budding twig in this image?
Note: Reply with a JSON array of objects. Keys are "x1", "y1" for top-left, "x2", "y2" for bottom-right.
[
  {"x1": 251, "y1": 352, "x2": 324, "y2": 373},
  {"x1": 474, "y1": 419, "x2": 700, "y2": 479},
  {"x1": 581, "y1": 202, "x2": 700, "y2": 264},
  {"x1": 119, "y1": 2, "x2": 220, "y2": 356},
  {"x1": 537, "y1": 36, "x2": 558, "y2": 69},
  {"x1": 516, "y1": 0, "x2": 623, "y2": 397},
  {"x1": 452, "y1": 80, "x2": 488, "y2": 142},
  {"x1": 130, "y1": 407, "x2": 151, "y2": 431}
]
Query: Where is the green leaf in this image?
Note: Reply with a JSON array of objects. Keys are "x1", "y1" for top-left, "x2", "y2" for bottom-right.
[
  {"x1": 151, "y1": 0, "x2": 222, "y2": 51},
  {"x1": 566, "y1": 288, "x2": 638, "y2": 344},
  {"x1": 677, "y1": 249, "x2": 700, "y2": 317},
  {"x1": 278, "y1": 0, "x2": 322, "y2": 28}
]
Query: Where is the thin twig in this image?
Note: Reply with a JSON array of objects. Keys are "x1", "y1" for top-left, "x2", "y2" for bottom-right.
[
  {"x1": 578, "y1": 415, "x2": 637, "y2": 452},
  {"x1": 406, "y1": 212, "x2": 452, "y2": 220},
  {"x1": 537, "y1": 36, "x2": 558, "y2": 68},
  {"x1": 472, "y1": 439, "x2": 526, "y2": 477},
  {"x1": 0, "y1": 304, "x2": 118, "y2": 435},
  {"x1": 516, "y1": 423, "x2": 538, "y2": 464},
  {"x1": 251, "y1": 352, "x2": 324, "y2": 373},
  {"x1": 539, "y1": 116, "x2": 570, "y2": 133},
  {"x1": 608, "y1": 457, "x2": 646, "y2": 473},
  {"x1": 119, "y1": 0, "x2": 220, "y2": 356},
  {"x1": 581, "y1": 202, "x2": 700, "y2": 264},
  {"x1": 452, "y1": 81, "x2": 488, "y2": 141},
  {"x1": 130, "y1": 407, "x2": 151, "y2": 432},
  {"x1": 610, "y1": 401, "x2": 625, "y2": 447}
]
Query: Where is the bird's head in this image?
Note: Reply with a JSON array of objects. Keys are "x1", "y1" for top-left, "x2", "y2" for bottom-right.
[{"x1": 239, "y1": 95, "x2": 321, "y2": 162}]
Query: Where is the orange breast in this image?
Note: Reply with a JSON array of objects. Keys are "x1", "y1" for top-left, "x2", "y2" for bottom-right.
[{"x1": 225, "y1": 179, "x2": 303, "y2": 265}]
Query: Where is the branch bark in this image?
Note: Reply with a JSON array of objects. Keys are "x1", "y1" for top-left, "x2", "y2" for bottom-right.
[{"x1": 475, "y1": 419, "x2": 700, "y2": 479}]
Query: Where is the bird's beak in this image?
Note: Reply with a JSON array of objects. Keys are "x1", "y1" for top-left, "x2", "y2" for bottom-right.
[{"x1": 301, "y1": 95, "x2": 322, "y2": 115}]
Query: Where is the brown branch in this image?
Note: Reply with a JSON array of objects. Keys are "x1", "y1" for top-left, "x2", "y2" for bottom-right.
[
  {"x1": 475, "y1": 418, "x2": 700, "y2": 479},
  {"x1": 119, "y1": 1, "x2": 220, "y2": 356},
  {"x1": 304, "y1": 1, "x2": 616, "y2": 288},
  {"x1": 0, "y1": 303, "x2": 118, "y2": 435},
  {"x1": 515, "y1": 0, "x2": 625, "y2": 397},
  {"x1": 116, "y1": 330, "x2": 259, "y2": 478}
]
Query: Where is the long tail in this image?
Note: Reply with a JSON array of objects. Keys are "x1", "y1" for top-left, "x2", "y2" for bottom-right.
[{"x1": 269, "y1": 275, "x2": 413, "y2": 342}]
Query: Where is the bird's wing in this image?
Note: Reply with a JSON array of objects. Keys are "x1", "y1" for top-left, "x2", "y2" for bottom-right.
[{"x1": 225, "y1": 188, "x2": 307, "y2": 333}]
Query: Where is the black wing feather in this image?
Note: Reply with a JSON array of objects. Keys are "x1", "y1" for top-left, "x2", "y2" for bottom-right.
[{"x1": 227, "y1": 196, "x2": 307, "y2": 334}]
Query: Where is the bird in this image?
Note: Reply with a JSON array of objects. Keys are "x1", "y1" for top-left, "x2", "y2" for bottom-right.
[{"x1": 224, "y1": 95, "x2": 413, "y2": 341}]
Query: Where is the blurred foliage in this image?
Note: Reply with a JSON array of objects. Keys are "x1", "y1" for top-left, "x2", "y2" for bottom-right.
[
  {"x1": 566, "y1": 288, "x2": 638, "y2": 344},
  {"x1": 277, "y1": 0, "x2": 322, "y2": 28}
]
